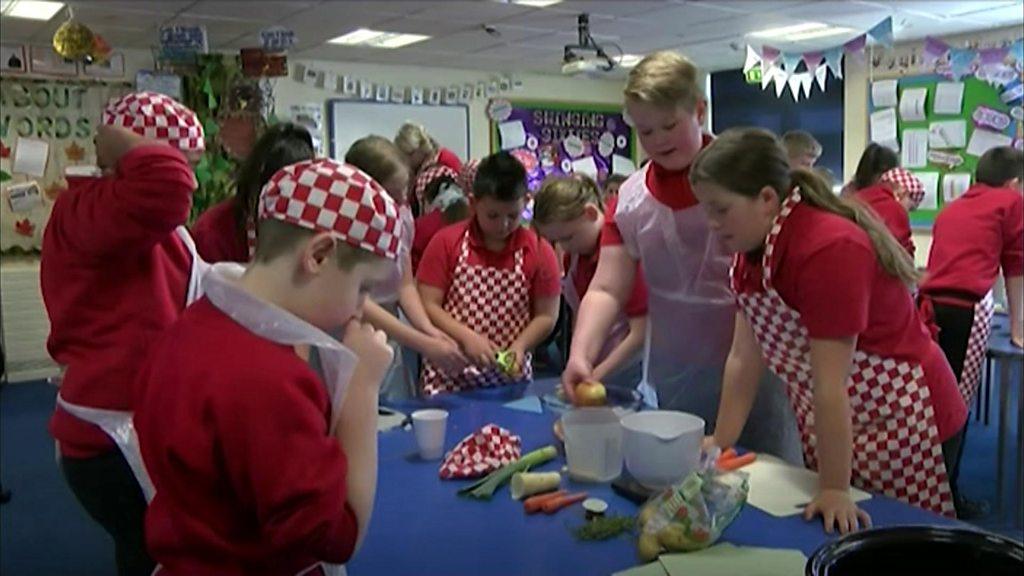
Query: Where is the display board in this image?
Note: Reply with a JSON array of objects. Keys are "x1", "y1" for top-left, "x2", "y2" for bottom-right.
[{"x1": 327, "y1": 99, "x2": 469, "y2": 163}]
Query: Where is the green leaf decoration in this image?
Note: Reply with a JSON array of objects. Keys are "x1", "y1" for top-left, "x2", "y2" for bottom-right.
[{"x1": 0, "y1": 170, "x2": 11, "y2": 183}]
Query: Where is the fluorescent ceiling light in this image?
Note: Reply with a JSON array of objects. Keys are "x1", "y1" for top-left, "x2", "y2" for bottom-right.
[
  {"x1": 510, "y1": 0, "x2": 563, "y2": 6},
  {"x1": 618, "y1": 54, "x2": 643, "y2": 68},
  {"x1": 328, "y1": 28, "x2": 430, "y2": 49},
  {"x1": 748, "y1": 22, "x2": 831, "y2": 39},
  {"x1": 785, "y1": 26, "x2": 854, "y2": 41},
  {"x1": 1, "y1": 0, "x2": 64, "y2": 20}
]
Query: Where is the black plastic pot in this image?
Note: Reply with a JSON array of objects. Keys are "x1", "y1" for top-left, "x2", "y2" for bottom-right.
[{"x1": 806, "y1": 526, "x2": 1023, "y2": 576}]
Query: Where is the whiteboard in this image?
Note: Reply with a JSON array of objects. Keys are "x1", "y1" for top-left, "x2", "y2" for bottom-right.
[{"x1": 327, "y1": 100, "x2": 469, "y2": 162}]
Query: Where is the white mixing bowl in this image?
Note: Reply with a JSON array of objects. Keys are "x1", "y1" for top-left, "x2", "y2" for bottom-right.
[{"x1": 620, "y1": 411, "x2": 705, "y2": 490}]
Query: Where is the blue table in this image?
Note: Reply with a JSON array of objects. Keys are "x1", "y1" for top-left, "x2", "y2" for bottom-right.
[
  {"x1": 987, "y1": 313, "x2": 1024, "y2": 527},
  {"x1": 348, "y1": 379, "x2": 962, "y2": 576}
]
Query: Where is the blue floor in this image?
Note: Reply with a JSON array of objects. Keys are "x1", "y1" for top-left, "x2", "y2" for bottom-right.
[{"x1": 2, "y1": 369, "x2": 1021, "y2": 575}]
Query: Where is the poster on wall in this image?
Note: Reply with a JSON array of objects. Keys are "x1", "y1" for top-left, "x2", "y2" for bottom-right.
[
  {"x1": 289, "y1": 103, "x2": 324, "y2": 156},
  {"x1": 0, "y1": 78, "x2": 130, "y2": 253},
  {"x1": 489, "y1": 100, "x2": 637, "y2": 190}
]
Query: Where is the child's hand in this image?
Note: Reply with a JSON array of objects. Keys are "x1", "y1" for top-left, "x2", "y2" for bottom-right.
[
  {"x1": 94, "y1": 125, "x2": 150, "y2": 173},
  {"x1": 427, "y1": 326, "x2": 459, "y2": 348},
  {"x1": 425, "y1": 336, "x2": 468, "y2": 374},
  {"x1": 803, "y1": 489, "x2": 872, "y2": 535},
  {"x1": 560, "y1": 355, "x2": 594, "y2": 404},
  {"x1": 342, "y1": 320, "x2": 393, "y2": 388},
  {"x1": 505, "y1": 344, "x2": 527, "y2": 379},
  {"x1": 461, "y1": 332, "x2": 499, "y2": 367}
]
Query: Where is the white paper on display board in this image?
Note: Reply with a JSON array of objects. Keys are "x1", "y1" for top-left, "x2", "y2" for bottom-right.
[
  {"x1": 901, "y1": 129, "x2": 929, "y2": 168},
  {"x1": 913, "y1": 172, "x2": 940, "y2": 211},
  {"x1": 869, "y1": 108, "x2": 899, "y2": 151},
  {"x1": 966, "y1": 128, "x2": 1012, "y2": 157},
  {"x1": 898, "y1": 88, "x2": 927, "y2": 122},
  {"x1": 498, "y1": 120, "x2": 527, "y2": 150},
  {"x1": 871, "y1": 79, "x2": 898, "y2": 108},
  {"x1": 570, "y1": 156, "x2": 598, "y2": 179},
  {"x1": 928, "y1": 120, "x2": 967, "y2": 149},
  {"x1": 942, "y1": 173, "x2": 972, "y2": 202},
  {"x1": 6, "y1": 181, "x2": 43, "y2": 213},
  {"x1": 612, "y1": 154, "x2": 636, "y2": 176},
  {"x1": 933, "y1": 82, "x2": 964, "y2": 115},
  {"x1": 12, "y1": 137, "x2": 48, "y2": 177}
]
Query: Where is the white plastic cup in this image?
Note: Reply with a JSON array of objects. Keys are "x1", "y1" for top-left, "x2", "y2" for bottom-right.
[{"x1": 411, "y1": 409, "x2": 449, "y2": 460}]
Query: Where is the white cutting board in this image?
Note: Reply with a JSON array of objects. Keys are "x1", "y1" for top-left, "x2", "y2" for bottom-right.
[{"x1": 743, "y1": 454, "x2": 871, "y2": 517}]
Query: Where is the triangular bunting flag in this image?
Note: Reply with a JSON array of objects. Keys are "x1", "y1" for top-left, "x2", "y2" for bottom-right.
[
  {"x1": 867, "y1": 17, "x2": 893, "y2": 48},
  {"x1": 802, "y1": 51, "x2": 823, "y2": 71},
  {"x1": 923, "y1": 36, "x2": 950, "y2": 70},
  {"x1": 800, "y1": 73, "x2": 814, "y2": 98},
  {"x1": 1010, "y1": 39, "x2": 1023, "y2": 64},
  {"x1": 815, "y1": 63, "x2": 828, "y2": 91},
  {"x1": 782, "y1": 52, "x2": 802, "y2": 73},
  {"x1": 844, "y1": 34, "x2": 867, "y2": 55},
  {"x1": 774, "y1": 69, "x2": 788, "y2": 98},
  {"x1": 949, "y1": 48, "x2": 977, "y2": 80},
  {"x1": 743, "y1": 45, "x2": 762, "y2": 74},
  {"x1": 824, "y1": 47, "x2": 844, "y2": 79},
  {"x1": 787, "y1": 73, "x2": 802, "y2": 101},
  {"x1": 761, "y1": 45, "x2": 780, "y2": 66},
  {"x1": 761, "y1": 65, "x2": 775, "y2": 90}
]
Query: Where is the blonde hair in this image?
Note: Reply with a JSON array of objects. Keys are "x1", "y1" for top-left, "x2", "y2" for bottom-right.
[
  {"x1": 253, "y1": 219, "x2": 380, "y2": 270},
  {"x1": 781, "y1": 130, "x2": 822, "y2": 157},
  {"x1": 394, "y1": 122, "x2": 437, "y2": 158},
  {"x1": 624, "y1": 51, "x2": 702, "y2": 111},
  {"x1": 690, "y1": 128, "x2": 919, "y2": 285},
  {"x1": 345, "y1": 135, "x2": 408, "y2": 189},
  {"x1": 533, "y1": 174, "x2": 603, "y2": 226}
]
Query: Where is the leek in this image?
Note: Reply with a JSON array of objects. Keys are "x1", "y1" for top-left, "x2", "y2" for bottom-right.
[{"x1": 458, "y1": 445, "x2": 558, "y2": 500}]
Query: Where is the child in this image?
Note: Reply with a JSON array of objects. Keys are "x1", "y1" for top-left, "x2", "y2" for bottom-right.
[
  {"x1": 417, "y1": 151, "x2": 561, "y2": 395},
  {"x1": 41, "y1": 91, "x2": 205, "y2": 575},
  {"x1": 533, "y1": 174, "x2": 650, "y2": 401},
  {"x1": 781, "y1": 130, "x2": 822, "y2": 170},
  {"x1": 918, "y1": 146, "x2": 1023, "y2": 517},
  {"x1": 191, "y1": 122, "x2": 314, "y2": 263},
  {"x1": 411, "y1": 162, "x2": 472, "y2": 273},
  {"x1": 691, "y1": 128, "x2": 966, "y2": 529},
  {"x1": 602, "y1": 173, "x2": 628, "y2": 201},
  {"x1": 841, "y1": 142, "x2": 898, "y2": 198},
  {"x1": 562, "y1": 52, "x2": 800, "y2": 462},
  {"x1": 344, "y1": 135, "x2": 466, "y2": 398},
  {"x1": 852, "y1": 165, "x2": 918, "y2": 259},
  {"x1": 135, "y1": 158, "x2": 399, "y2": 573},
  {"x1": 395, "y1": 122, "x2": 462, "y2": 215}
]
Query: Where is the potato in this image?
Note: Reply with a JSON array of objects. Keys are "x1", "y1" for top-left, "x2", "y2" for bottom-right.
[
  {"x1": 638, "y1": 505, "x2": 657, "y2": 527},
  {"x1": 657, "y1": 524, "x2": 690, "y2": 552},
  {"x1": 637, "y1": 533, "x2": 662, "y2": 562}
]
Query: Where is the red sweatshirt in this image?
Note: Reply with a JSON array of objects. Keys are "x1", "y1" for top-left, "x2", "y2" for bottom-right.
[
  {"x1": 41, "y1": 145, "x2": 196, "y2": 458},
  {"x1": 136, "y1": 298, "x2": 359, "y2": 574},
  {"x1": 854, "y1": 184, "x2": 915, "y2": 259},
  {"x1": 192, "y1": 197, "x2": 249, "y2": 263},
  {"x1": 922, "y1": 184, "x2": 1024, "y2": 299}
]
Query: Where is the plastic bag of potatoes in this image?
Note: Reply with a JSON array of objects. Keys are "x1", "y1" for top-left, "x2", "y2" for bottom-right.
[{"x1": 636, "y1": 469, "x2": 749, "y2": 561}]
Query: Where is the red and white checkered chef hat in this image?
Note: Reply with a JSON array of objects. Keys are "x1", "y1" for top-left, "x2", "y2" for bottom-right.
[
  {"x1": 439, "y1": 424, "x2": 522, "y2": 479},
  {"x1": 881, "y1": 167, "x2": 925, "y2": 210},
  {"x1": 413, "y1": 163, "x2": 460, "y2": 205},
  {"x1": 259, "y1": 158, "x2": 403, "y2": 260},
  {"x1": 102, "y1": 91, "x2": 205, "y2": 153},
  {"x1": 458, "y1": 158, "x2": 480, "y2": 196}
]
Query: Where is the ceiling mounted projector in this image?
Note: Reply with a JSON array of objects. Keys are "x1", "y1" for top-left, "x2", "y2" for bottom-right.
[{"x1": 561, "y1": 14, "x2": 618, "y2": 76}]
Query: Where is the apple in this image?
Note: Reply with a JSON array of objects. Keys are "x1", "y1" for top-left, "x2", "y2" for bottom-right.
[{"x1": 574, "y1": 380, "x2": 607, "y2": 407}]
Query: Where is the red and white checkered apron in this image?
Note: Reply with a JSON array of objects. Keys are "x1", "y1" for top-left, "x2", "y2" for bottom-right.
[
  {"x1": 246, "y1": 216, "x2": 257, "y2": 261},
  {"x1": 439, "y1": 424, "x2": 522, "y2": 479},
  {"x1": 732, "y1": 191, "x2": 955, "y2": 516},
  {"x1": 421, "y1": 230, "x2": 533, "y2": 396},
  {"x1": 957, "y1": 291, "x2": 995, "y2": 403}
]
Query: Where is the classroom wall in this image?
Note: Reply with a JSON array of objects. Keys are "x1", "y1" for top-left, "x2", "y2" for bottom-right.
[{"x1": 842, "y1": 25, "x2": 1022, "y2": 267}]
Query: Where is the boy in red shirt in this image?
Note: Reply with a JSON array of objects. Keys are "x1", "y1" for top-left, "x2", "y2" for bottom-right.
[
  {"x1": 417, "y1": 151, "x2": 560, "y2": 395},
  {"x1": 41, "y1": 91, "x2": 204, "y2": 575},
  {"x1": 135, "y1": 158, "x2": 400, "y2": 574},
  {"x1": 919, "y1": 146, "x2": 1024, "y2": 517}
]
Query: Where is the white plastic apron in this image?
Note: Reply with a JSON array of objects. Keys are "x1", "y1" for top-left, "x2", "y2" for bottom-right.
[
  {"x1": 561, "y1": 253, "x2": 652, "y2": 405},
  {"x1": 56, "y1": 226, "x2": 208, "y2": 503},
  {"x1": 732, "y1": 192, "x2": 955, "y2": 516},
  {"x1": 614, "y1": 165, "x2": 801, "y2": 461}
]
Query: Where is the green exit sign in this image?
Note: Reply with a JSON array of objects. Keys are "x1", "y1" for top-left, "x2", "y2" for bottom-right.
[{"x1": 745, "y1": 67, "x2": 762, "y2": 84}]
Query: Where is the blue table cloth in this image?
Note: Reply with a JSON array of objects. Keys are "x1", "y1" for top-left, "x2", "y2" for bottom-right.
[{"x1": 347, "y1": 379, "x2": 962, "y2": 576}]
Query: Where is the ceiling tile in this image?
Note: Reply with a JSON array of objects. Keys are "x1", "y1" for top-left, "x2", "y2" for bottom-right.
[
  {"x1": 547, "y1": 1, "x2": 667, "y2": 18},
  {"x1": 0, "y1": 17, "x2": 45, "y2": 43},
  {"x1": 66, "y1": 0, "x2": 194, "y2": 16},
  {"x1": 413, "y1": 30, "x2": 506, "y2": 52},
  {"x1": 372, "y1": 15, "x2": 479, "y2": 36},
  {"x1": 401, "y1": 0, "x2": 535, "y2": 23},
  {"x1": 183, "y1": 1, "x2": 319, "y2": 22}
]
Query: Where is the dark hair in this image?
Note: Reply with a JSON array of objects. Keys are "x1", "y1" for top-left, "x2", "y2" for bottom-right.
[
  {"x1": 604, "y1": 173, "x2": 627, "y2": 189},
  {"x1": 235, "y1": 123, "x2": 315, "y2": 236},
  {"x1": 690, "y1": 127, "x2": 919, "y2": 285},
  {"x1": 976, "y1": 146, "x2": 1024, "y2": 187},
  {"x1": 424, "y1": 175, "x2": 469, "y2": 225},
  {"x1": 852, "y1": 143, "x2": 899, "y2": 190},
  {"x1": 473, "y1": 151, "x2": 527, "y2": 202}
]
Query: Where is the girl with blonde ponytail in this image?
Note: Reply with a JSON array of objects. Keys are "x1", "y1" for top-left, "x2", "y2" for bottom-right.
[{"x1": 690, "y1": 127, "x2": 967, "y2": 529}]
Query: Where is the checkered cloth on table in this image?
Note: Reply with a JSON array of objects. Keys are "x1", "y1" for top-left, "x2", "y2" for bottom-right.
[
  {"x1": 439, "y1": 424, "x2": 521, "y2": 479},
  {"x1": 102, "y1": 91, "x2": 205, "y2": 153}
]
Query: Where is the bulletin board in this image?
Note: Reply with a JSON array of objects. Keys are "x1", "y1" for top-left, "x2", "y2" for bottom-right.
[
  {"x1": 487, "y1": 99, "x2": 638, "y2": 191},
  {"x1": 869, "y1": 75, "x2": 1021, "y2": 228}
]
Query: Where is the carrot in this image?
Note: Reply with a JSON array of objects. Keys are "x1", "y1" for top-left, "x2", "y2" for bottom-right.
[
  {"x1": 718, "y1": 452, "x2": 757, "y2": 471},
  {"x1": 524, "y1": 490, "x2": 567, "y2": 514},
  {"x1": 543, "y1": 492, "x2": 589, "y2": 514},
  {"x1": 716, "y1": 448, "x2": 737, "y2": 466}
]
